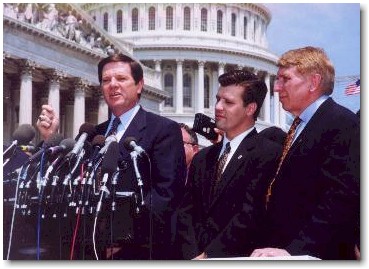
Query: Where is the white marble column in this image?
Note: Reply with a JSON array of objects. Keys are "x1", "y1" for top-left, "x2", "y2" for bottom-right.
[
  {"x1": 263, "y1": 73, "x2": 271, "y2": 123},
  {"x1": 19, "y1": 60, "x2": 35, "y2": 125},
  {"x1": 196, "y1": 60, "x2": 205, "y2": 113},
  {"x1": 73, "y1": 79, "x2": 87, "y2": 138},
  {"x1": 218, "y1": 62, "x2": 225, "y2": 77},
  {"x1": 273, "y1": 91, "x2": 280, "y2": 126},
  {"x1": 212, "y1": 69, "x2": 218, "y2": 110},
  {"x1": 47, "y1": 70, "x2": 64, "y2": 121},
  {"x1": 175, "y1": 59, "x2": 184, "y2": 113},
  {"x1": 155, "y1": 59, "x2": 161, "y2": 81},
  {"x1": 98, "y1": 92, "x2": 109, "y2": 124}
]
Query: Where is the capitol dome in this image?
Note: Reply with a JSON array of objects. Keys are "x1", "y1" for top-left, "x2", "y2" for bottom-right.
[
  {"x1": 3, "y1": 3, "x2": 286, "y2": 145},
  {"x1": 81, "y1": 3, "x2": 285, "y2": 142}
]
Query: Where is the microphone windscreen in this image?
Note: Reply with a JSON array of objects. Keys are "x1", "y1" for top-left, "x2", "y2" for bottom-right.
[
  {"x1": 44, "y1": 133, "x2": 64, "y2": 148},
  {"x1": 101, "y1": 141, "x2": 119, "y2": 174},
  {"x1": 92, "y1": 135, "x2": 106, "y2": 148},
  {"x1": 76, "y1": 123, "x2": 96, "y2": 142},
  {"x1": 60, "y1": 138, "x2": 76, "y2": 152},
  {"x1": 12, "y1": 124, "x2": 36, "y2": 145},
  {"x1": 123, "y1": 137, "x2": 137, "y2": 151}
]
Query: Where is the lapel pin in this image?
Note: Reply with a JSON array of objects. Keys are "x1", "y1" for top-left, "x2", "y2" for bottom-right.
[{"x1": 238, "y1": 155, "x2": 243, "y2": 159}]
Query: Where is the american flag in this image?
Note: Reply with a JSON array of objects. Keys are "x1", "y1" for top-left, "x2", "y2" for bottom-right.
[{"x1": 345, "y1": 79, "x2": 360, "y2": 96}]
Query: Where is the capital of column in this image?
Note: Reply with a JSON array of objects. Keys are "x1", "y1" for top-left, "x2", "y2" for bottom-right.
[
  {"x1": 218, "y1": 62, "x2": 226, "y2": 69},
  {"x1": 46, "y1": 69, "x2": 66, "y2": 84},
  {"x1": 198, "y1": 60, "x2": 205, "y2": 67},
  {"x1": 3, "y1": 52, "x2": 11, "y2": 61},
  {"x1": 19, "y1": 59, "x2": 37, "y2": 76},
  {"x1": 176, "y1": 59, "x2": 184, "y2": 65},
  {"x1": 74, "y1": 78, "x2": 90, "y2": 93}
]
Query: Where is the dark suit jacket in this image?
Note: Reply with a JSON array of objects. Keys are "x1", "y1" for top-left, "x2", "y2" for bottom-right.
[
  {"x1": 185, "y1": 128, "x2": 282, "y2": 258},
  {"x1": 264, "y1": 98, "x2": 360, "y2": 260},
  {"x1": 95, "y1": 107, "x2": 187, "y2": 259}
]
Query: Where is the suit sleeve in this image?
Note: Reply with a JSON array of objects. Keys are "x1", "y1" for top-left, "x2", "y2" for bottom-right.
[{"x1": 145, "y1": 120, "x2": 187, "y2": 223}]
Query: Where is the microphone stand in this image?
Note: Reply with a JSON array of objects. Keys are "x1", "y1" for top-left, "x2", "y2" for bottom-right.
[{"x1": 130, "y1": 151, "x2": 145, "y2": 207}]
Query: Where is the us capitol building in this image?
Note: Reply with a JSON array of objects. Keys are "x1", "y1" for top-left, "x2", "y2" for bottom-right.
[{"x1": 3, "y1": 3, "x2": 286, "y2": 145}]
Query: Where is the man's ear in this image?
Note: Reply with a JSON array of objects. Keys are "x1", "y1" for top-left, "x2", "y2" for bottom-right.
[
  {"x1": 137, "y1": 79, "x2": 144, "y2": 94},
  {"x1": 310, "y1": 73, "x2": 322, "y2": 92},
  {"x1": 246, "y1": 102, "x2": 257, "y2": 116}
]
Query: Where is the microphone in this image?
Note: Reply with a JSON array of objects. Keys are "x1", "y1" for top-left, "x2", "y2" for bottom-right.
[
  {"x1": 18, "y1": 145, "x2": 37, "y2": 153},
  {"x1": 87, "y1": 135, "x2": 106, "y2": 163},
  {"x1": 44, "y1": 138, "x2": 76, "y2": 177},
  {"x1": 123, "y1": 137, "x2": 145, "y2": 207},
  {"x1": 96, "y1": 141, "x2": 120, "y2": 215},
  {"x1": 13, "y1": 124, "x2": 36, "y2": 144},
  {"x1": 28, "y1": 133, "x2": 64, "y2": 164},
  {"x1": 123, "y1": 137, "x2": 146, "y2": 156},
  {"x1": 3, "y1": 124, "x2": 36, "y2": 159},
  {"x1": 70, "y1": 123, "x2": 96, "y2": 158}
]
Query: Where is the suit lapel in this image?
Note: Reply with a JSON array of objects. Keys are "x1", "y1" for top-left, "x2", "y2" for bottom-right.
[
  {"x1": 283, "y1": 98, "x2": 334, "y2": 162},
  {"x1": 210, "y1": 129, "x2": 258, "y2": 208}
]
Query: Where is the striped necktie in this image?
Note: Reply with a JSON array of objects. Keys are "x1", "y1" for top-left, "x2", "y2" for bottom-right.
[
  {"x1": 106, "y1": 117, "x2": 121, "y2": 137},
  {"x1": 211, "y1": 142, "x2": 231, "y2": 199}
]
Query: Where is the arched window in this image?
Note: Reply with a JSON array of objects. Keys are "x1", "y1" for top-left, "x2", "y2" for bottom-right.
[
  {"x1": 132, "y1": 8, "x2": 138, "y2": 31},
  {"x1": 184, "y1": 6, "x2": 191, "y2": 31},
  {"x1": 103, "y1": 12, "x2": 108, "y2": 31},
  {"x1": 183, "y1": 74, "x2": 192, "y2": 107},
  {"x1": 217, "y1": 10, "x2": 223, "y2": 34},
  {"x1": 243, "y1": 16, "x2": 247, "y2": 39},
  {"x1": 117, "y1": 10, "x2": 123, "y2": 33},
  {"x1": 231, "y1": 13, "x2": 236, "y2": 36},
  {"x1": 149, "y1": 6, "x2": 155, "y2": 30},
  {"x1": 166, "y1": 6, "x2": 173, "y2": 30},
  {"x1": 204, "y1": 75, "x2": 210, "y2": 109},
  {"x1": 164, "y1": 73, "x2": 174, "y2": 107},
  {"x1": 201, "y1": 8, "x2": 207, "y2": 32}
]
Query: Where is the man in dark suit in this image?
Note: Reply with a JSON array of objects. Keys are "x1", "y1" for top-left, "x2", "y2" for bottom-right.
[
  {"x1": 34, "y1": 55, "x2": 186, "y2": 260},
  {"x1": 251, "y1": 47, "x2": 360, "y2": 260},
  {"x1": 185, "y1": 70, "x2": 281, "y2": 259},
  {"x1": 94, "y1": 54, "x2": 187, "y2": 259}
]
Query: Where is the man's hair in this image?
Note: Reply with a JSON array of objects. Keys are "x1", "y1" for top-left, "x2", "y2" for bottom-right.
[
  {"x1": 179, "y1": 123, "x2": 198, "y2": 145},
  {"x1": 278, "y1": 46, "x2": 335, "y2": 95},
  {"x1": 97, "y1": 53, "x2": 143, "y2": 85},
  {"x1": 218, "y1": 69, "x2": 267, "y2": 120}
]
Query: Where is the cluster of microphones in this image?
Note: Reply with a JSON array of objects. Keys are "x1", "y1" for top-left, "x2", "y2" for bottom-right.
[{"x1": 3, "y1": 123, "x2": 147, "y2": 219}]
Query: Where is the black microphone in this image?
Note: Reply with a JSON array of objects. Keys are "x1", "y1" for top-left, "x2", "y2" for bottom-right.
[
  {"x1": 4, "y1": 124, "x2": 36, "y2": 159},
  {"x1": 44, "y1": 138, "x2": 76, "y2": 178},
  {"x1": 123, "y1": 137, "x2": 146, "y2": 156},
  {"x1": 96, "y1": 141, "x2": 120, "y2": 215},
  {"x1": 87, "y1": 135, "x2": 106, "y2": 163},
  {"x1": 28, "y1": 133, "x2": 64, "y2": 164},
  {"x1": 70, "y1": 123, "x2": 96, "y2": 158},
  {"x1": 13, "y1": 124, "x2": 36, "y2": 144}
]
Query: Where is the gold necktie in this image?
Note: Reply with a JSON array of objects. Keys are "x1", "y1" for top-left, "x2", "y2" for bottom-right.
[
  {"x1": 266, "y1": 117, "x2": 302, "y2": 208},
  {"x1": 211, "y1": 142, "x2": 231, "y2": 199}
]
